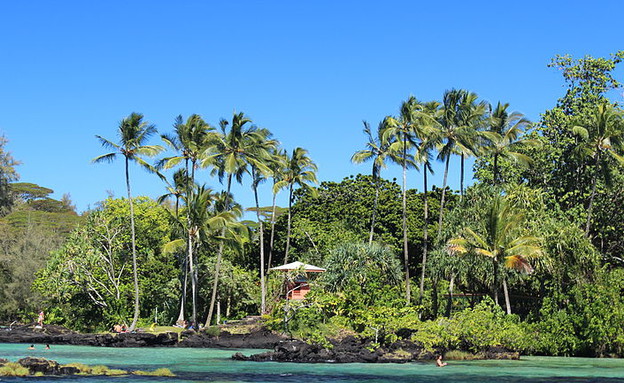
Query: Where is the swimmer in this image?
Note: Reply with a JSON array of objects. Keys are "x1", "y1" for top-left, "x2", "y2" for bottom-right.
[{"x1": 436, "y1": 354, "x2": 447, "y2": 367}]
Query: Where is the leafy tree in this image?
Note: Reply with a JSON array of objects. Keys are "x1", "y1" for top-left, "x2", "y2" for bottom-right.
[
  {"x1": 0, "y1": 136, "x2": 20, "y2": 215},
  {"x1": 93, "y1": 112, "x2": 164, "y2": 330}
]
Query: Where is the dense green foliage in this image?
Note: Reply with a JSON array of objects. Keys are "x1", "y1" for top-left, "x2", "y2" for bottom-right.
[{"x1": 2, "y1": 51, "x2": 624, "y2": 357}]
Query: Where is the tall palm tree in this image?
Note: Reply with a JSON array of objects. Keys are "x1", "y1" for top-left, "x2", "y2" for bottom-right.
[
  {"x1": 570, "y1": 103, "x2": 624, "y2": 236},
  {"x1": 248, "y1": 128, "x2": 279, "y2": 314},
  {"x1": 435, "y1": 89, "x2": 482, "y2": 239},
  {"x1": 93, "y1": 112, "x2": 163, "y2": 331},
  {"x1": 384, "y1": 96, "x2": 425, "y2": 305},
  {"x1": 414, "y1": 101, "x2": 441, "y2": 301},
  {"x1": 267, "y1": 148, "x2": 288, "y2": 271},
  {"x1": 456, "y1": 92, "x2": 488, "y2": 197},
  {"x1": 447, "y1": 195, "x2": 543, "y2": 314},
  {"x1": 159, "y1": 114, "x2": 215, "y2": 325},
  {"x1": 484, "y1": 102, "x2": 537, "y2": 185},
  {"x1": 273, "y1": 147, "x2": 318, "y2": 264},
  {"x1": 158, "y1": 168, "x2": 191, "y2": 325},
  {"x1": 351, "y1": 118, "x2": 393, "y2": 244},
  {"x1": 202, "y1": 111, "x2": 270, "y2": 326}
]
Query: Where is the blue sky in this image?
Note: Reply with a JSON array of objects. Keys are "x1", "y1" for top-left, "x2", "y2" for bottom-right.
[{"x1": 0, "y1": 1, "x2": 622, "y2": 216}]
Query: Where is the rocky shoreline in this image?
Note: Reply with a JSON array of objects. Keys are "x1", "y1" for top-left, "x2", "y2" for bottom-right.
[{"x1": 0, "y1": 325, "x2": 519, "y2": 363}]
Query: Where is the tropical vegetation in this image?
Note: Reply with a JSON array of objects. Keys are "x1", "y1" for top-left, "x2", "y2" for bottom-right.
[{"x1": 1, "y1": 51, "x2": 624, "y2": 357}]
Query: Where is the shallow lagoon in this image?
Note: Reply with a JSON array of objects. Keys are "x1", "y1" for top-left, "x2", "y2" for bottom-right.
[{"x1": 2, "y1": 343, "x2": 624, "y2": 382}]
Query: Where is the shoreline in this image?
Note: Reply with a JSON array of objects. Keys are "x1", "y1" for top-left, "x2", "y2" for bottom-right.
[{"x1": 0, "y1": 324, "x2": 519, "y2": 363}]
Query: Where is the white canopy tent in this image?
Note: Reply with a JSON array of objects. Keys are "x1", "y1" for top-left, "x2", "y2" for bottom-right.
[{"x1": 269, "y1": 261, "x2": 326, "y2": 273}]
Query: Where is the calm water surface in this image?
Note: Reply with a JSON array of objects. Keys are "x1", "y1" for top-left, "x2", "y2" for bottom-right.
[{"x1": 2, "y1": 343, "x2": 624, "y2": 382}]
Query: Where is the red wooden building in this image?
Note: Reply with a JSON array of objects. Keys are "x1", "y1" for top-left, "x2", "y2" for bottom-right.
[{"x1": 269, "y1": 261, "x2": 326, "y2": 300}]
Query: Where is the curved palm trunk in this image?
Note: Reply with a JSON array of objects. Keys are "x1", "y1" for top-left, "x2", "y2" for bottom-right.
[
  {"x1": 125, "y1": 157, "x2": 140, "y2": 331},
  {"x1": 252, "y1": 179, "x2": 266, "y2": 314},
  {"x1": 369, "y1": 177, "x2": 380, "y2": 244},
  {"x1": 175, "y1": 257, "x2": 188, "y2": 325},
  {"x1": 284, "y1": 184, "x2": 294, "y2": 265},
  {"x1": 502, "y1": 277, "x2": 512, "y2": 315},
  {"x1": 437, "y1": 155, "x2": 451, "y2": 239},
  {"x1": 205, "y1": 176, "x2": 232, "y2": 327},
  {"x1": 493, "y1": 259, "x2": 500, "y2": 307},
  {"x1": 188, "y1": 231, "x2": 198, "y2": 324},
  {"x1": 419, "y1": 167, "x2": 428, "y2": 300},
  {"x1": 267, "y1": 190, "x2": 278, "y2": 270},
  {"x1": 402, "y1": 143, "x2": 411, "y2": 305}
]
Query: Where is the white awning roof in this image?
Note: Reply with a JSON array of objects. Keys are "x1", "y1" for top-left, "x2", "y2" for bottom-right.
[{"x1": 269, "y1": 261, "x2": 326, "y2": 272}]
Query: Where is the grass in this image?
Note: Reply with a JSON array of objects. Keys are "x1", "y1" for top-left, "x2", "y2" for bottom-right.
[{"x1": 0, "y1": 362, "x2": 30, "y2": 376}]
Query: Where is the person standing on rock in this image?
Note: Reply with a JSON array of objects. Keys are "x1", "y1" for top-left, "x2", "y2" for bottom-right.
[{"x1": 37, "y1": 311, "x2": 45, "y2": 327}]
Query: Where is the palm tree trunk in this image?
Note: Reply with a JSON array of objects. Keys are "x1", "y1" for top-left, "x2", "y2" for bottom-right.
[
  {"x1": 125, "y1": 157, "x2": 140, "y2": 331},
  {"x1": 268, "y1": 190, "x2": 278, "y2": 270},
  {"x1": 437, "y1": 155, "x2": 451, "y2": 239},
  {"x1": 493, "y1": 153, "x2": 499, "y2": 185},
  {"x1": 284, "y1": 184, "x2": 294, "y2": 265},
  {"x1": 502, "y1": 277, "x2": 512, "y2": 315},
  {"x1": 402, "y1": 147, "x2": 411, "y2": 306},
  {"x1": 369, "y1": 178, "x2": 380, "y2": 245},
  {"x1": 493, "y1": 259, "x2": 500, "y2": 307},
  {"x1": 188, "y1": 230, "x2": 197, "y2": 324},
  {"x1": 253, "y1": 180, "x2": 266, "y2": 314},
  {"x1": 445, "y1": 273, "x2": 455, "y2": 317},
  {"x1": 585, "y1": 167, "x2": 599, "y2": 237},
  {"x1": 419, "y1": 167, "x2": 428, "y2": 300},
  {"x1": 460, "y1": 153, "x2": 465, "y2": 199},
  {"x1": 175, "y1": 256, "x2": 188, "y2": 325},
  {"x1": 206, "y1": 176, "x2": 232, "y2": 327}
]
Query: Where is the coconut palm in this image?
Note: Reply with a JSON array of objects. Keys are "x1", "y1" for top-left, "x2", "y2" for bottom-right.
[
  {"x1": 447, "y1": 195, "x2": 543, "y2": 314},
  {"x1": 435, "y1": 89, "x2": 483, "y2": 239},
  {"x1": 158, "y1": 168, "x2": 191, "y2": 324},
  {"x1": 570, "y1": 103, "x2": 624, "y2": 236},
  {"x1": 414, "y1": 101, "x2": 441, "y2": 300},
  {"x1": 384, "y1": 96, "x2": 427, "y2": 305},
  {"x1": 351, "y1": 118, "x2": 393, "y2": 244},
  {"x1": 248, "y1": 128, "x2": 279, "y2": 314},
  {"x1": 273, "y1": 147, "x2": 318, "y2": 264},
  {"x1": 267, "y1": 148, "x2": 288, "y2": 271},
  {"x1": 456, "y1": 92, "x2": 488, "y2": 197},
  {"x1": 484, "y1": 102, "x2": 538, "y2": 185},
  {"x1": 93, "y1": 112, "x2": 163, "y2": 331},
  {"x1": 202, "y1": 111, "x2": 269, "y2": 326},
  {"x1": 159, "y1": 114, "x2": 215, "y2": 325}
]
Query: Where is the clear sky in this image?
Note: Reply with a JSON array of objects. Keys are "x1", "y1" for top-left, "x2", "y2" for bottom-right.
[{"x1": 0, "y1": 0, "x2": 622, "y2": 216}]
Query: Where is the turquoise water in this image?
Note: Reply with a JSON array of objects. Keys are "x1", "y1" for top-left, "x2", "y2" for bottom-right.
[{"x1": 2, "y1": 343, "x2": 624, "y2": 382}]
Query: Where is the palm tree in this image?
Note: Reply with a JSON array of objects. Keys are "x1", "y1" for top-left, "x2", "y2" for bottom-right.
[
  {"x1": 435, "y1": 89, "x2": 482, "y2": 239},
  {"x1": 484, "y1": 102, "x2": 538, "y2": 185},
  {"x1": 159, "y1": 114, "x2": 215, "y2": 325},
  {"x1": 447, "y1": 195, "x2": 543, "y2": 314},
  {"x1": 570, "y1": 103, "x2": 624, "y2": 236},
  {"x1": 267, "y1": 148, "x2": 288, "y2": 272},
  {"x1": 158, "y1": 168, "x2": 191, "y2": 325},
  {"x1": 273, "y1": 147, "x2": 318, "y2": 264},
  {"x1": 456, "y1": 92, "x2": 488, "y2": 197},
  {"x1": 414, "y1": 101, "x2": 441, "y2": 301},
  {"x1": 248, "y1": 129, "x2": 279, "y2": 314},
  {"x1": 351, "y1": 118, "x2": 393, "y2": 244},
  {"x1": 93, "y1": 112, "x2": 163, "y2": 331},
  {"x1": 384, "y1": 96, "x2": 426, "y2": 305},
  {"x1": 202, "y1": 111, "x2": 269, "y2": 326}
]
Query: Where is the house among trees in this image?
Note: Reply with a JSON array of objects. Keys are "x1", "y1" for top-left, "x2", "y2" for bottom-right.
[{"x1": 269, "y1": 261, "x2": 326, "y2": 300}]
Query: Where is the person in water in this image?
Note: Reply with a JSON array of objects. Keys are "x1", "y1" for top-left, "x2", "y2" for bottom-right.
[
  {"x1": 45, "y1": 344, "x2": 50, "y2": 350},
  {"x1": 28, "y1": 344, "x2": 35, "y2": 350},
  {"x1": 436, "y1": 354, "x2": 448, "y2": 367}
]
